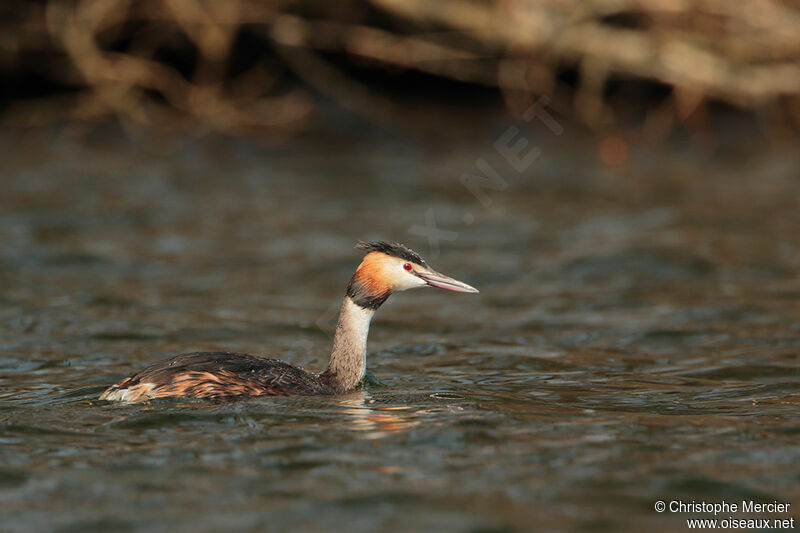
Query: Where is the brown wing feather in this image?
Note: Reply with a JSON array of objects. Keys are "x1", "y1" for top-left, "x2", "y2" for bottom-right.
[{"x1": 100, "y1": 352, "x2": 331, "y2": 403}]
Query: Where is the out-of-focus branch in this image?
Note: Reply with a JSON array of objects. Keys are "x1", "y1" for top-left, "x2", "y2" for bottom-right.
[
  {"x1": 371, "y1": 0, "x2": 800, "y2": 119},
  {"x1": 1, "y1": 0, "x2": 799, "y2": 136},
  {"x1": 6, "y1": 0, "x2": 310, "y2": 136}
]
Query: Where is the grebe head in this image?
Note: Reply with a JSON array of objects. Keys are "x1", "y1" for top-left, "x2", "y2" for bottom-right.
[{"x1": 346, "y1": 241, "x2": 478, "y2": 310}]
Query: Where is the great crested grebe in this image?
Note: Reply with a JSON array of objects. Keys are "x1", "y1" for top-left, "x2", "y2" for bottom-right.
[{"x1": 99, "y1": 241, "x2": 478, "y2": 403}]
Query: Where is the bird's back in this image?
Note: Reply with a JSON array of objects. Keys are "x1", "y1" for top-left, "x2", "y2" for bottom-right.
[{"x1": 99, "y1": 352, "x2": 331, "y2": 403}]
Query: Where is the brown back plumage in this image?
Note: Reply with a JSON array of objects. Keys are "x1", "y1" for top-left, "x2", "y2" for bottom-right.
[{"x1": 99, "y1": 352, "x2": 331, "y2": 402}]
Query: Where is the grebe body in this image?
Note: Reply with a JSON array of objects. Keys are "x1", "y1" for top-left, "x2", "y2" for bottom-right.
[
  {"x1": 99, "y1": 352, "x2": 330, "y2": 402},
  {"x1": 100, "y1": 241, "x2": 478, "y2": 403}
]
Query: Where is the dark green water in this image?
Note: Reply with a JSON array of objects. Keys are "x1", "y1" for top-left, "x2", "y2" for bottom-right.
[{"x1": 1, "y1": 123, "x2": 799, "y2": 532}]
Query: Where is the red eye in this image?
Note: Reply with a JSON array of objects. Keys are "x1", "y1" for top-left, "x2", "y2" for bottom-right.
[{"x1": 403, "y1": 263, "x2": 413, "y2": 271}]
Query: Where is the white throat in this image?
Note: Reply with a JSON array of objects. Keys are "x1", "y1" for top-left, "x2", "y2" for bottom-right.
[{"x1": 322, "y1": 298, "x2": 376, "y2": 392}]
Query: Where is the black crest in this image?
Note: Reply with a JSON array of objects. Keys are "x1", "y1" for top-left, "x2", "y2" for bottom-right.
[{"x1": 356, "y1": 240, "x2": 427, "y2": 267}]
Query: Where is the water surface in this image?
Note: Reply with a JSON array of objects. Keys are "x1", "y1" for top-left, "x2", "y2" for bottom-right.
[{"x1": 1, "y1": 124, "x2": 799, "y2": 532}]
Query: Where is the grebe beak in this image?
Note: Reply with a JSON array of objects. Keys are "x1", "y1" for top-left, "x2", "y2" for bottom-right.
[{"x1": 417, "y1": 270, "x2": 479, "y2": 293}]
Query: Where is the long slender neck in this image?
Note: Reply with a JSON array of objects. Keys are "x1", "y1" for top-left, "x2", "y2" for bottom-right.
[{"x1": 320, "y1": 297, "x2": 376, "y2": 393}]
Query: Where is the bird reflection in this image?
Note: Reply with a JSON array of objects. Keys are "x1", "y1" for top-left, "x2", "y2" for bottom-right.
[{"x1": 333, "y1": 389, "x2": 419, "y2": 439}]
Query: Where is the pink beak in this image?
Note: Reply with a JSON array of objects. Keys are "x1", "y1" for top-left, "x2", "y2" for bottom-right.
[{"x1": 417, "y1": 270, "x2": 479, "y2": 293}]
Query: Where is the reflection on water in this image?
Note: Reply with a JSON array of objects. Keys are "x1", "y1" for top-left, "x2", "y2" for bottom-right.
[
  {"x1": 1, "y1": 125, "x2": 799, "y2": 532},
  {"x1": 335, "y1": 391, "x2": 420, "y2": 440}
]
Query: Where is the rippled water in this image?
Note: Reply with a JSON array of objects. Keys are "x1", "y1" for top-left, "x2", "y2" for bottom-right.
[{"x1": 1, "y1": 123, "x2": 799, "y2": 532}]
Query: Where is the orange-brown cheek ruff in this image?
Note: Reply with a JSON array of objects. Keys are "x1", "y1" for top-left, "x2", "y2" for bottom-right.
[{"x1": 346, "y1": 252, "x2": 395, "y2": 310}]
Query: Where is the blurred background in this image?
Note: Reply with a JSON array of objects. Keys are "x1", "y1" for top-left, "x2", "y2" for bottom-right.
[
  {"x1": 2, "y1": 1, "x2": 800, "y2": 532},
  {"x1": 3, "y1": 0, "x2": 800, "y2": 137}
]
